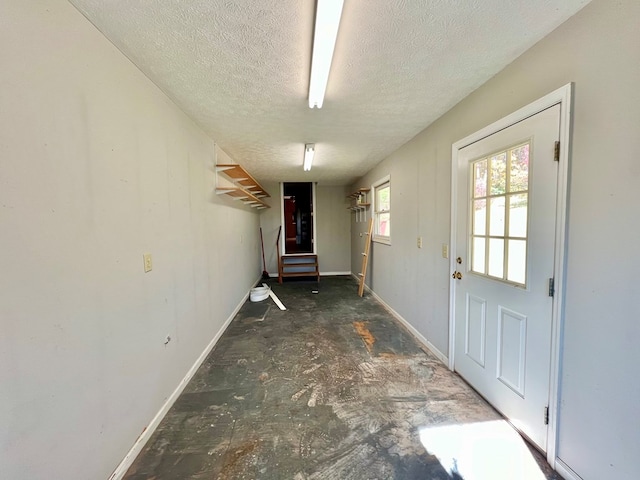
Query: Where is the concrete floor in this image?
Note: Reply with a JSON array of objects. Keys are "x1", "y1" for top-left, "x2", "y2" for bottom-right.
[{"x1": 124, "y1": 276, "x2": 561, "y2": 479}]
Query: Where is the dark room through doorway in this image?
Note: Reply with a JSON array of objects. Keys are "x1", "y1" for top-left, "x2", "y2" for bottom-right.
[{"x1": 282, "y1": 182, "x2": 314, "y2": 254}]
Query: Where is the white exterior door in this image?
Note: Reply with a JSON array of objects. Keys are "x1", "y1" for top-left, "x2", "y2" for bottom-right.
[{"x1": 453, "y1": 105, "x2": 560, "y2": 451}]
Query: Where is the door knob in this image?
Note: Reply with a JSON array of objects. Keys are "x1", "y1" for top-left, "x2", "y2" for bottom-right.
[{"x1": 452, "y1": 271, "x2": 463, "y2": 280}]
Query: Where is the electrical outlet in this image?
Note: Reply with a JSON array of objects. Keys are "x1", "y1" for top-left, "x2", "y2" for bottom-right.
[
  {"x1": 143, "y1": 253, "x2": 153, "y2": 272},
  {"x1": 442, "y1": 244, "x2": 449, "y2": 259},
  {"x1": 417, "y1": 237, "x2": 422, "y2": 249}
]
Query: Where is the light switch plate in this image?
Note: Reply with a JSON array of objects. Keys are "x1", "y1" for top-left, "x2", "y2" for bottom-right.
[
  {"x1": 143, "y1": 253, "x2": 152, "y2": 272},
  {"x1": 442, "y1": 244, "x2": 449, "y2": 259},
  {"x1": 417, "y1": 237, "x2": 422, "y2": 248}
]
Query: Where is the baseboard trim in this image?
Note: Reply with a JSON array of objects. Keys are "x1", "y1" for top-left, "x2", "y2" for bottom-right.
[
  {"x1": 108, "y1": 281, "x2": 254, "y2": 480},
  {"x1": 268, "y1": 271, "x2": 351, "y2": 278},
  {"x1": 351, "y1": 273, "x2": 449, "y2": 366},
  {"x1": 555, "y1": 458, "x2": 583, "y2": 480}
]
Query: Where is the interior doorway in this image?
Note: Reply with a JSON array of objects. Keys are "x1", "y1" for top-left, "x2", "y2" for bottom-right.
[{"x1": 282, "y1": 182, "x2": 314, "y2": 254}]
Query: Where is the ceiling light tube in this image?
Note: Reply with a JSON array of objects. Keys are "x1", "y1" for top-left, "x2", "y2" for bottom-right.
[
  {"x1": 303, "y1": 144, "x2": 315, "y2": 171},
  {"x1": 308, "y1": 0, "x2": 344, "y2": 108}
]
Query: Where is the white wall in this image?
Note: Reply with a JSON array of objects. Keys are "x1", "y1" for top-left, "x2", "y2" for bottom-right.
[
  {"x1": 350, "y1": 124, "x2": 450, "y2": 358},
  {"x1": 0, "y1": 2, "x2": 262, "y2": 479},
  {"x1": 350, "y1": 0, "x2": 640, "y2": 478},
  {"x1": 260, "y1": 183, "x2": 351, "y2": 275},
  {"x1": 316, "y1": 185, "x2": 351, "y2": 273},
  {"x1": 257, "y1": 181, "x2": 282, "y2": 274}
]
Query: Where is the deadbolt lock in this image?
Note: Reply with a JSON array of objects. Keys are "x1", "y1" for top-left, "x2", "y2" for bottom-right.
[{"x1": 456, "y1": 257, "x2": 463, "y2": 264}]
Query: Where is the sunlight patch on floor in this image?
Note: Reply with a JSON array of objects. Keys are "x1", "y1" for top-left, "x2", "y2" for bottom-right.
[{"x1": 419, "y1": 420, "x2": 546, "y2": 480}]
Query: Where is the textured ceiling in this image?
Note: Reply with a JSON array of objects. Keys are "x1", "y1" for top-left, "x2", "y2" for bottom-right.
[{"x1": 69, "y1": 0, "x2": 591, "y2": 185}]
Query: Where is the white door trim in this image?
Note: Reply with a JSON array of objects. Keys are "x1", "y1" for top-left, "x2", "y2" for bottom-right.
[
  {"x1": 312, "y1": 182, "x2": 317, "y2": 255},
  {"x1": 280, "y1": 182, "x2": 285, "y2": 256},
  {"x1": 448, "y1": 83, "x2": 572, "y2": 468}
]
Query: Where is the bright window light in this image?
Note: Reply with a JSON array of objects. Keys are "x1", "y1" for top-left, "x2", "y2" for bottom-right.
[
  {"x1": 303, "y1": 143, "x2": 315, "y2": 171},
  {"x1": 419, "y1": 420, "x2": 547, "y2": 480},
  {"x1": 308, "y1": 0, "x2": 344, "y2": 108}
]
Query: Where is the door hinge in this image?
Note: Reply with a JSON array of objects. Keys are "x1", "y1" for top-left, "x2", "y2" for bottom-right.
[
  {"x1": 548, "y1": 278, "x2": 555, "y2": 297},
  {"x1": 544, "y1": 406, "x2": 550, "y2": 425},
  {"x1": 554, "y1": 141, "x2": 560, "y2": 162}
]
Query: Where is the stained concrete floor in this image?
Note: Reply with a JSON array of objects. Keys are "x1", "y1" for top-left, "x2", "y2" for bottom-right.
[{"x1": 124, "y1": 276, "x2": 561, "y2": 480}]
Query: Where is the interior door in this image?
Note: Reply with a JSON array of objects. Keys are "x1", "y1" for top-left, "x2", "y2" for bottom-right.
[{"x1": 453, "y1": 105, "x2": 560, "y2": 451}]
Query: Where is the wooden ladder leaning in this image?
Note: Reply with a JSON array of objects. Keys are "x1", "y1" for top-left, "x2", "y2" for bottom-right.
[{"x1": 358, "y1": 219, "x2": 373, "y2": 297}]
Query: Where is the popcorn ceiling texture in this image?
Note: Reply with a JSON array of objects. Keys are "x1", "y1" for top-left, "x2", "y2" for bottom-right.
[{"x1": 69, "y1": 0, "x2": 591, "y2": 185}]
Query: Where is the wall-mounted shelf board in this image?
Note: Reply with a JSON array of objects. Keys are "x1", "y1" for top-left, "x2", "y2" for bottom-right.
[
  {"x1": 347, "y1": 188, "x2": 370, "y2": 199},
  {"x1": 348, "y1": 203, "x2": 371, "y2": 210},
  {"x1": 215, "y1": 187, "x2": 269, "y2": 209},
  {"x1": 216, "y1": 164, "x2": 270, "y2": 198},
  {"x1": 347, "y1": 188, "x2": 370, "y2": 222},
  {"x1": 216, "y1": 163, "x2": 270, "y2": 209}
]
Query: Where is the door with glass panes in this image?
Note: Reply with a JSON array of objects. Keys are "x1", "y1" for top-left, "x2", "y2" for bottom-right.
[{"x1": 453, "y1": 105, "x2": 560, "y2": 451}]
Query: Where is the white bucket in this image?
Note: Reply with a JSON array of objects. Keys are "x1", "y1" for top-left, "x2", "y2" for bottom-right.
[{"x1": 250, "y1": 285, "x2": 270, "y2": 302}]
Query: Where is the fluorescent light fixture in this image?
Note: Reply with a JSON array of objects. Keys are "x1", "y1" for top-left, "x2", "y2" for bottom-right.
[
  {"x1": 303, "y1": 144, "x2": 315, "y2": 171},
  {"x1": 308, "y1": 0, "x2": 344, "y2": 108}
]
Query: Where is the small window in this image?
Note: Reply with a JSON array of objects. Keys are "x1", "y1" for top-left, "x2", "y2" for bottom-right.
[
  {"x1": 373, "y1": 176, "x2": 390, "y2": 245},
  {"x1": 470, "y1": 142, "x2": 530, "y2": 286}
]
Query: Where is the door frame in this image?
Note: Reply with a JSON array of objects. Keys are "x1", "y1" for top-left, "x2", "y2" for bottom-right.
[
  {"x1": 279, "y1": 182, "x2": 317, "y2": 256},
  {"x1": 448, "y1": 83, "x2": 573, "y2": 467}
]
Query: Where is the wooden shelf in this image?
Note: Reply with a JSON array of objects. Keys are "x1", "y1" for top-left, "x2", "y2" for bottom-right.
[
  {"x1": 347, "y1": 188, "x2": 370, "y2": 199},
  {"x1": 216, "y1": 163, "x2": 270, "y2": 210},
  {"x1": 216, "y1": 164, "x2": 270, "y2": 199},
  {"x1": 215, "y1": 187, "x2": 269, "y2": 209},
  {"x1": 347, "y1": 188, "x2": 370, "y2": 222},
  {"x1": 348, "y1": 203, "x2": 370, "y2": 210}
]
